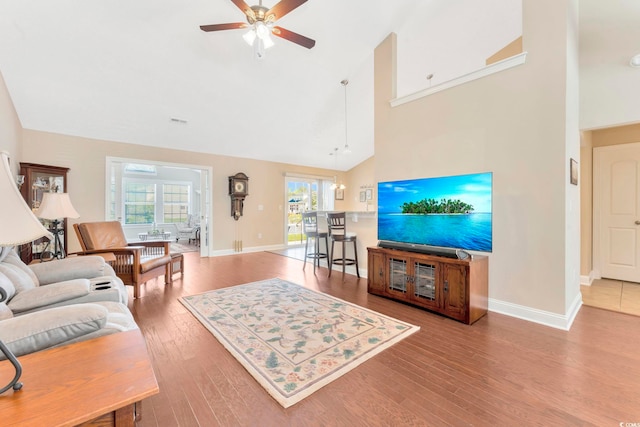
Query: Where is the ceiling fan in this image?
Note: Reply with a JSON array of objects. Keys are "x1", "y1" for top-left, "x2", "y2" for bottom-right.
[{"x1": 200, "y1": 0, "x2": 315, "y2": 58}]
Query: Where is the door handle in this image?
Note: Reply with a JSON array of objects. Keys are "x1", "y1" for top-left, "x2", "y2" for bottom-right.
[{"x1": 636, "y1": 221, "x2": 640, "y2": 225}]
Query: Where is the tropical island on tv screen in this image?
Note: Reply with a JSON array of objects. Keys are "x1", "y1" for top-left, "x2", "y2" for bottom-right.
[{"x1": 377, "y1": 172, "x2": 493, "y2": 252}]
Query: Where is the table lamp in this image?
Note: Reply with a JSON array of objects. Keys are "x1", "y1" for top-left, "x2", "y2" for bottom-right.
[
  {"x1": 0, "y1": 151, "x2": 53, "y2": 394},
  {"x1": 34, "y1": 192, "x2": 79, "y2": 259}
]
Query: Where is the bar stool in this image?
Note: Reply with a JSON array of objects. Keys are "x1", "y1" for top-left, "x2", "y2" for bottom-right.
[
  {"x1": 302, "y1": 212, "x2": 329, "y2": 273},
  {"x1": 326, "y1": 212, "x2": 360, "y2": 278}
]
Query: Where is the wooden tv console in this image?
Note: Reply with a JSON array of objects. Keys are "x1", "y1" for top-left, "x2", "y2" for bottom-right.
[
  {"x1": 0, "y1": 330, "x2": 158, "y2": 426},
  {"x1": 367, "y1": 246, "x2": 488, "y2": 324}
]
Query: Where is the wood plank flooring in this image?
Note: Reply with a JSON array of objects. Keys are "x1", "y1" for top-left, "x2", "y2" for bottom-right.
[
  {"x1": 581, "y1": 278, "x2": 640, "y2": 316},
  {"x1": 129, "y1": 252, "x2": 640, "y2": 426}
]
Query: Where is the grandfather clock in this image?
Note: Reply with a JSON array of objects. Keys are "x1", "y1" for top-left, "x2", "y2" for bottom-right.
[{"x1": 228, "y1": 173, "x2": 249, "y2": 220}]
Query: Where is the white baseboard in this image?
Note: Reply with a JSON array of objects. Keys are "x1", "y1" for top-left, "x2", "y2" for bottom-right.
[
  {"x1": 209, "y1": 244, "x2": 286, "y2": 257},
  {"x1": 488, "y1": 292, "x2": 583, "y2": 331},
  {"x1": 580, "y1": 270, "x2": 596, "y2": 286},
  {"x1": 210, "y1": 247, "x2": 585, "y2": 330}
]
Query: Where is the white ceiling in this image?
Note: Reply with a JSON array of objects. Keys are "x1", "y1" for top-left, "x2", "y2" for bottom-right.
[{"x1": 0, "y1": 1, "x2": 638, "y2": 170}]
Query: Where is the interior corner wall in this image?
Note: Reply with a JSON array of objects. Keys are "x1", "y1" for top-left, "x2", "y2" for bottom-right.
[
  {"x1": 374, "y1": 0, "x2": 577, "y2": 319},
  {"x1": 0, "y1": 69, "x2": 22, "y2": 164}
]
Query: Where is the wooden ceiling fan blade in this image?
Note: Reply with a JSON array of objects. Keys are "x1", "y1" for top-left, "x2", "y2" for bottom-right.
[
  {"x1": 200, "y1": 22, "x2": 248, "y2": 32},
  {"x1": 266, "y1": 0, "x2": 308, "y2": 22},
  {"x1": 272, "y1": 26, "x2": 315, "y2": 49},
  {"x1": 230, "y1": 0, "x2": 256, "y2": 21}
]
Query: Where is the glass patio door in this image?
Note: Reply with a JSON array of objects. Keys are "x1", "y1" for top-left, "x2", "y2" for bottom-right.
[
  {"x1": 284, "y1": 175, "x2": 335, "y2": 246},
  {"x1": 285, "y1": 178, "x2": 315, "y2": 246}
]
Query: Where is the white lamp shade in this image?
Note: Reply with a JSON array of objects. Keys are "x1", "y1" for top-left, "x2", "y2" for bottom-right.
[
  {"x1": 35, "y1": 192, "x2": 80, "y2": 220},
  {"x1": 0, "y1": 151, "x2": 53, "y2": 245},
  {"x1": 243, "y1": 29, "x2": 256, "y2": 46}
]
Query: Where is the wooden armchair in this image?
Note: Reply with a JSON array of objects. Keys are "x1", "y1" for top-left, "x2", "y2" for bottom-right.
[{"x1": 74, "y1": 221, "x2": 172, "y2": 299}]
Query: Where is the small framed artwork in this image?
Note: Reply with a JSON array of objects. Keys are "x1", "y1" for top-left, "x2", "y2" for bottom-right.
[
  {"x1": 570, "y1": 158, "x2": 578, "y2": 185},
  {"x1": 359, "y1": 191, "x2": 366, "y2": 202},
  {"x1": 335, "y1": 188, "x2": 344, "y2": 200},
  {"x1": 365, "y1": 188, "x2": 374, "y2": 201}
]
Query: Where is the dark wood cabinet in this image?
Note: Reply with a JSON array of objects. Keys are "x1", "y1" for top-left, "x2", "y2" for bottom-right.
[
  {"x1": 18, "y1": 162, "x2": 70, "y2": 264},
  {"x1": 367, "y1": 246, "x2": 488, "y2": 324}
]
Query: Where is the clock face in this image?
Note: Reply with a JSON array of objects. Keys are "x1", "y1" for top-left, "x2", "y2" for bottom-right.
[{"x1": 234, "y1": 181, "x2": 246, "y2": 193}]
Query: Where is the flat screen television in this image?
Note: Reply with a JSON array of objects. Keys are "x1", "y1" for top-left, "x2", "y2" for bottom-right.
[{"x1": 377, "y1": 172, "x2": 492, "y2": 253}]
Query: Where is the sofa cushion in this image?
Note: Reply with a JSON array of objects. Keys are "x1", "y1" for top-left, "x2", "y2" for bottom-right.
[
  {"x1": 8, "y1": 279, "x2": 90, "y2": 314},
  {"x1": 0, "y1": 303, "x2": 12, "y2": 320},
  {"x1": 0, "y1": 250, "x2": 39, "y2": 293},
  {"x1": 0, "y1": 303, "x2": 108, "y2": 358},
  {"x1": 29, "y1": 255, "x2": 108, "y2": 285},
  {"x1": 49, "y1": 301, "x2": 139, "y2": 348},
  {"x1": 0, "y1": 273, "x2": 16, "y2": 303}
]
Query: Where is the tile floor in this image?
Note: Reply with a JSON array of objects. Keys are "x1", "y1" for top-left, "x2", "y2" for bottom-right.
[{"x1": 581, "y1": 279, "x2": 640, "y2": 316}]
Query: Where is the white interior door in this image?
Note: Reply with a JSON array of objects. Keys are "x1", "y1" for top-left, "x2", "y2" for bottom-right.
[{"x1": 594, "y1": 143, "x2": 640, "y2": 281}]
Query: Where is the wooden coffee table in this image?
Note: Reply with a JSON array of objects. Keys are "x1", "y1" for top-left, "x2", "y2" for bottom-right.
[{"x1": 0, "y1": 330, "x2": 158, "y2": 426}]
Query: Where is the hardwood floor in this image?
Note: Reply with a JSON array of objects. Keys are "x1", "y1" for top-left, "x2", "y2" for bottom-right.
[
  {"x1": 130, "y1": 252, "x2": 640, "y2": 426},
  {"x1": 581, "y1": 278, "x2": 640, "y2": 316}
]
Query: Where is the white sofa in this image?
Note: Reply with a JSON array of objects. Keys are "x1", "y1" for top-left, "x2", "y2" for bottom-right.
[{"x1": 0, "y1": 247, "x2": 137, "y2": 360}]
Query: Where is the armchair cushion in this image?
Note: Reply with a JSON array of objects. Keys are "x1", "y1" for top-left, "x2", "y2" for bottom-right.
[{"x1": 75, "y1": 221, "x2": 128, "y2": 250}]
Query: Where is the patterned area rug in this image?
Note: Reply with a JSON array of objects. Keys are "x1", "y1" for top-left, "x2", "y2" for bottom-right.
[
  {"x1": 180, "y1": 278, "x2": 420, "y2": 408},
  {"x1": 170, "y1": 242, "x2": 199, "y2": 253}
]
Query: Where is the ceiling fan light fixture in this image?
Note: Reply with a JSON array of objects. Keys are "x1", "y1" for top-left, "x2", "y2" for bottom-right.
[
  {"x1": 255, "y1": 21, "x2": 269, "y2": 39},
  {"x1": 243, "y1": 29, "x2": 256, "y2": 46},
  {"x1": 262, "y1": 32, "x2": 275, "y2": 49}
]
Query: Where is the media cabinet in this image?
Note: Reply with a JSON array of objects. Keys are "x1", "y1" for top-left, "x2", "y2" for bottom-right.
[{"x1": 367, "y1": 246, "x2": 488, "y2": 324}]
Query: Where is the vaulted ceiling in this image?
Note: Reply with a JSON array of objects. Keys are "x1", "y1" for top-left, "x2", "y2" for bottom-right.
[{"x1": 0, "y1": 1, "x2": 637, "y2": 170}]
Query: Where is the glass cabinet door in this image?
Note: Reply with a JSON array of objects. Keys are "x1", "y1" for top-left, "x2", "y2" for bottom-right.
[
  {"x1": 388, "y1": 258, "x2": 407, "y2": 293},
  {"x1": 413, "y1": 261, "x2": 437, "y2": 301},
  {"x1": 19, "y1": 163, "x2": 70, "y2": 264}
]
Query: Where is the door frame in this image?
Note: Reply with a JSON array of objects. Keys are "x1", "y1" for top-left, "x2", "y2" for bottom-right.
[
  {"x1": 283, "y1": 172, "x2": 335, "y2": 246},
  {"x1": 105, "y1": 156, "x2": 213, "y2": 257},
  {"x1": 592, "y1": 142, "x2": 640, "y2": 280}
]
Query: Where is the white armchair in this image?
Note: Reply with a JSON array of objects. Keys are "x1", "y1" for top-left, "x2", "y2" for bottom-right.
[{"x1": 175, "y1": 214, "x2": 199, "y2": 244}]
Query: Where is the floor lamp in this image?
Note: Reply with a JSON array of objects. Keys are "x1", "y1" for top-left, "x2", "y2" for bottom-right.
[
  {"x1": 34, "y1": 192, "x2": 80, "y2": 260},
  {"x1": 0, "y1": 151, "x2": 53, "y2": 394}
]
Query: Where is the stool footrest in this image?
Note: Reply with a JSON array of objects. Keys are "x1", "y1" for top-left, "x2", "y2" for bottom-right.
[{"x1": 331, "y1": 258, "x2": 357, "y2": 266}]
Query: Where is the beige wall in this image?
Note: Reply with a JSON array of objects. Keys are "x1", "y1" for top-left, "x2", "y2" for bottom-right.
[
  {"x1": 20, "y1": 130, "x2": 343, "y2": 254},
  {"x1": 374, "y1": 0, "x2": 580, "y2": 316},
  {"x1": 0, "y1": 70, "x2": 22, "y2": 167},
  {"x1": 345, "y1": 156, "x2": 376, "y2": 212}
]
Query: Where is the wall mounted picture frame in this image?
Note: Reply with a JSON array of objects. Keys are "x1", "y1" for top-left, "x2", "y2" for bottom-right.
[
  {"x1": 365, "y1": 188, "x2": 373, "y2": 201},
  {"x1": 335, "y1": 188, "x2": 344, "y2": 200},
  {"x1": 359, "y1": 191, "x2": 366, "y2": 202},
  {"x1": 570, "y1": 158, "x2": 578, "y2": 185}
]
